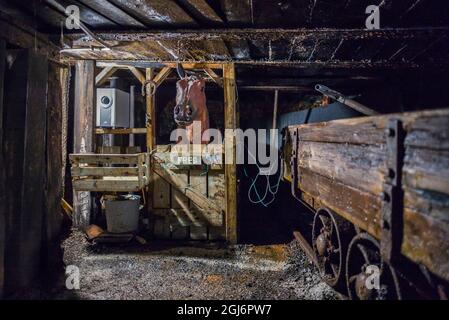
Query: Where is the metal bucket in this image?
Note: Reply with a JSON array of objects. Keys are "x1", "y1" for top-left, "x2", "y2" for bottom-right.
[{"x1": 105, "y1": 195, "x2": 140, "y2": 233}]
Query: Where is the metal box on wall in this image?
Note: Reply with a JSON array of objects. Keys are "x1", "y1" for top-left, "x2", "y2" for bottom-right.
[{"x1": 96, "y1": 88, "x2": 130, "y2": 128}]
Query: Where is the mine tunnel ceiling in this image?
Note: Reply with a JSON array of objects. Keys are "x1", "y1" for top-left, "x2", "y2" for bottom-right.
[{"x1": 2, "y1": 0, "x2": 449, "y2": 91}]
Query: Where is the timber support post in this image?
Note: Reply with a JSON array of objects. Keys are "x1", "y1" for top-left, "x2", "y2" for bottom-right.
[
  {"x1": 223, "y1": 63, "x2": 238, "y2": 244},
  {"x1": 145, "y1": 68, "x2": 156, "y2": 223},
  {"x1": 73, "y1": 60, "x2": 96, "y2": 229},
  {"x1": 0, "y1": 39, "x2": 5, "y2": 298}
]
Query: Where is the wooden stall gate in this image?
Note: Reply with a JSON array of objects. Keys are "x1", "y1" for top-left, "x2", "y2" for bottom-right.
[{"x1": 150, "y1": 145, "x2": 226, "y2": 240}]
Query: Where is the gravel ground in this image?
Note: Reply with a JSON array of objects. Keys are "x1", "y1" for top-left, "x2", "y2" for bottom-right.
[{"x1": 55, "y1": 230, "x2": 338, "y2": 300}]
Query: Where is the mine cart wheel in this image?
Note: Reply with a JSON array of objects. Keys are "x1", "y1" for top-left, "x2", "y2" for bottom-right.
[
  {"x1": 312, "y1": 208, "x2": 350, "y2": 289},
  {"x1": 346, "y1": 233, "x2": 402, "y2": 300}
]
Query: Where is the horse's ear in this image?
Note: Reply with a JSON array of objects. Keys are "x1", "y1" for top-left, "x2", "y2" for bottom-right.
[{"x1": 176, "y1": 63, "x2": 186, "y2": 79}]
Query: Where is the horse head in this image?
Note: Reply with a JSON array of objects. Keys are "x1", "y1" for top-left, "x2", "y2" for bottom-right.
[{"x1": 174, "y1": 64, "x2": 209, "y2": 143}]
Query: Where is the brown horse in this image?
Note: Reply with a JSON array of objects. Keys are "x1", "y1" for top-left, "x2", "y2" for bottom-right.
[{"x1": 174, "y1": 64, "x2": 209, "y2": 144}]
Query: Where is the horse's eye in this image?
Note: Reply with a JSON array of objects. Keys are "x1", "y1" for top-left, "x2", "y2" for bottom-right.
[{"x1": 174, "y1": 106, "x2": 180, "y2": 114}]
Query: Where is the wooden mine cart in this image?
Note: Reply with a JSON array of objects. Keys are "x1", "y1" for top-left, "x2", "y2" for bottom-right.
[{"x1": 282, "y1": 108, "x2": 449, "y2": 299}]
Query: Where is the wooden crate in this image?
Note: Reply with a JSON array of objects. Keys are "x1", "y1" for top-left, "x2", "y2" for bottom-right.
[
  {"x1": 283, "y1": 108, "x2": 449, "y2": 282},
  {"x1": 70, "y1": 153, "x2": 150, "y2": 192}
]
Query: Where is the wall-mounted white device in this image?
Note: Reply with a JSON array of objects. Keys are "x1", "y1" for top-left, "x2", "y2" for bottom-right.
[{"x1": 96, "y1": 88, "x2": 130, "y2": 128}]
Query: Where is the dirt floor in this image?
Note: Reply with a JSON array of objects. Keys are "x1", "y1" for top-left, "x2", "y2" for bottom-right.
[{"x1": 50, "y1": 230, "x2": 338, "y2": 300}]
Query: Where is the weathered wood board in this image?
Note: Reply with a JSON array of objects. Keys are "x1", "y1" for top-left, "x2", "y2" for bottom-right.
[
  {"x1": 283, "y1": 108, "x2": 449, "y2": 282},
  {"x1": 151, "y1": 145, "x2": 226, "y2": 240}
]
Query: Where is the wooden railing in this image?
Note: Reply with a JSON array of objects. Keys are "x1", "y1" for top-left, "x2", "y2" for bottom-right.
[{"x1": 70, "y1": 153, "x2": 150, "y2": 192}]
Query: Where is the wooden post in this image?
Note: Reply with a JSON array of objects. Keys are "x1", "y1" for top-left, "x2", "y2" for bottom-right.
[
  {"x1": 0, "y1": 39, "x2": 5, "y2": 298},
  {"x1": 145, "y1": 68, "x2": 156, "y2": 151},
  {"x1": 73, "y1": 60, "x2": 95, "y2": 229},
  {"x1": 145, "y1": 68, "x2": 156, "y2": 225},
  {"x1": 223, "y1": 63, "x2": 238, "y2": 244},
  {"x1": 2, "y1": 50, "x2": 48, "y2": 290}
]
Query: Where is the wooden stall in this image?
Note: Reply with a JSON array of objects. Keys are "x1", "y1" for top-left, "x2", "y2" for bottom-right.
[
  {"x1": 71, "y1": 62, "x2": 238, "y2": 243},
  {"x1": 150, "y1": 145, "x2": 225, "y2": 240}
]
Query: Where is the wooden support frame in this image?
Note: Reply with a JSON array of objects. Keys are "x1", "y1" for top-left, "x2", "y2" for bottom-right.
[
  {"x1": 95, "y1": 66, "x2": 117, "y2": 86},
  {"x1": 0, "y1": 39, "x2": 5, "y2": 298},
  {"x1": 204, "y1": 68, "x2": 223, "y2": 87},
  {"x1": 73, "y1": 60, "x2": 96, "y2": 229},
  {"x1": 223, "y1": 63, "x2": 238, "y2": 244}
]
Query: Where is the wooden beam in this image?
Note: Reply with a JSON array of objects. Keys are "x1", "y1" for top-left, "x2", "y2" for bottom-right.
[
  {"x1": 204, "y1": 68, "x2": 223, "y2": 87},
  {"x1": 128, "y1": 66, "x2": 145, "y2": 84},
  {"x1": 0, "y1": 39, "x2": 5, "y2": 298},
  {"x1": 95, "y1": 128, "x2": 147, "y2": 135},
  {"x1": 153, "y1": 67, "x2": 172, "y2": 87},
  {"x1": 70, "y1": 28, "x2": 449, "y2": 44},
  {"x1": 76, "y1": 0, "x2": 145, "y2": 28},
  {"x1": 97, "y1": 61, "x2": 224, "y2": 70},
  {"x1": 3, "y1": 50, "x2": 48, "y2": 290},
  {"x1": 95, "y1": 66, "x2": 117, "y2": 86},
  {"x1": 146, "y1": 68, "x2": 156, "y2": 226},
  {"x1": 145, "y1": 68, "x2": 156, "y2": 151},
  {"x1": 223, "y1": 63, "x2": 238, "y2": 244},
  {"x1": 179, "y1": 0, "x2": 224, "y2": 24},
  {"x1": 73, "y1": 60, "x2": 95, "y2": 229},
  {"x1": 105, "y1": 0, "x2": 197, "y2": 27},
  {"x1": 44, "y1": 62, "x2": 65, "y2": 275},
  {"x1": 95, "y1": 66, "x2": 118, "y2": 86}
]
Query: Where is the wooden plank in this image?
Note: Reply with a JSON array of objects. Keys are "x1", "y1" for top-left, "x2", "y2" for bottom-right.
[
  {"x1": 73, "y1": 179, "x2": 141, "y2": 192},
  {"x1": 178, "y1": 0, "x2": 224, "y2": 24},
  {"x1": 403, "y1": 147, "x2": 449, "y2": 195},
  {"x1": 172, "y1": 170, "x2": 189, "y2": 209},
  {"x1": 71, "y1": 167, "x2": 139, "y2": 177},
  {"x1": 95, "y1": 127, "x2": 147, "y2": 135},
  {"x1": 204, "y1": 68, "x2": 223, "y2": 87},
  {"x1": 95, "y1": 66, "x2": 117, "y2": 86},
  {"x1": 73, "y1": 60, "x2": 95, "y2": 229},
  {"x1": 297, "y1": 141, "x2": 387, "y2": 195},
  {"x1": 299, "y1": 167, "x2": 382, "y2": 239},
  {"x1": 76, "y1": 0, "x2": 145, "y2": 28},
  {"x1": 70, "y1": 153, "x2": 140, "y2": 164},
  {"x1": 97, "y1": 61, "x2": 224, "y2": 70},
  {"x1": 108, "y1": 0, "x2": 197, "y2": 27},
  {"x1": 128, "y1": 66, "x2": 145, "y2": 84},
  {"x1": 3, "y1": 50, "x2": 48, "y2": 290},
  {"x1": 51, "y1": 0, "x2": 117, "y2": 29},
  {"x1": 153, "y1": 67, "x2": 172, "y2": 87},
  {"x1": 152, "y1": 173, "x2": 171, "y2": 209},
  {"x1": 223, "y1": 63, "x2": 238, "y2": 243},
  {"x1": 0, "y1": 39, "x2": 5, "y2": 297},
  {"x1": 208, "y1": 171, "x2": 225, "y2": 211},
  {"x1": 153, "y1": 162, "x2": 223, "y2": 226},
  {"x1": 402, "y1": 188, "x2": 449, "y2": 281},
  {"x1": 19, "y1": 52, "x2": 48, "y2": 288},
  {"x1": 44, "y1": 62, "x2": 64, "y2": 262}
]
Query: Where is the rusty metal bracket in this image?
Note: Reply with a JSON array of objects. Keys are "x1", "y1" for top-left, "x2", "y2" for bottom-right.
[
  {"x1": 290, "y1": 128, "x2": 302, "y2": 201},
  {"x1": 381, "y1": 119, "x2": 405, "y2": 263}
]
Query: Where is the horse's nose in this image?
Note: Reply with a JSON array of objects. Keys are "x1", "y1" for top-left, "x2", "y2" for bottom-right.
[{"x1": 174, "y1": 106, "x2": 180, "y2": 114}]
